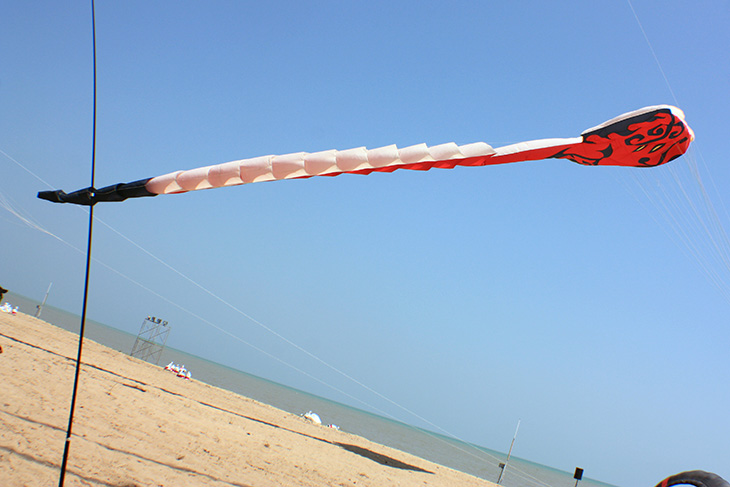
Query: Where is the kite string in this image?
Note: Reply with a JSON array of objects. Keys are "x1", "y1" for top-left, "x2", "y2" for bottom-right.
[
  {"x1": 625, "y1": 0, "x2": 679, "y2": 106},
  {"x1": 93, "y1": 218, "x2": 526, "y2": 474},
  {"x1": 624, "y1": 0, "x2": 730, "y2": 305},
  {"x1": 0, "y1": 204, "x2": 397, "y2": 423},
  {"x1": 617, "y1": 161, "x2": 730, "y2": 306},
  {"x1": 1, "y1": 150, "x2": 556, "y2": 487},
  {"x1": 668, "y1": 159, "x2": 730, "y2": 272},
  {"x1": 0, "y1": 148, "x2": 56, "y2": 188}
]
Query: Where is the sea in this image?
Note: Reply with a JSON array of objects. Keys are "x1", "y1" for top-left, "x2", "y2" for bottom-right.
[{"x1": 3, "y1": 292, "x2": 617, "y2": 487}]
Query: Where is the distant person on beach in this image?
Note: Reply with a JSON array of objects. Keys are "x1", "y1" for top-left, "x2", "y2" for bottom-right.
[{"x1": 0, "y1": 285, "x2": 7, "y2": 303}]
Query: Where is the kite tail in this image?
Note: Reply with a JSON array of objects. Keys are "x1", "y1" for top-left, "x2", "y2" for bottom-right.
[{"x1": 38, "y1": 178, "x2": 155, "y2": 205}]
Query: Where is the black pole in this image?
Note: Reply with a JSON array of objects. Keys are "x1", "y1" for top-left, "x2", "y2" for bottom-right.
[{"x1": 58, "y1": 1, "x2": 97, "y2": 484}]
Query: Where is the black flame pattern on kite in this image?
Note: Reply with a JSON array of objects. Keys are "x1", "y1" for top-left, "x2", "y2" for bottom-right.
[{"x1": 551, "y1": 108, "x2": 692, "y2": 167}]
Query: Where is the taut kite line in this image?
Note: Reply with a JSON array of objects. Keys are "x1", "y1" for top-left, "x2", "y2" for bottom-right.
[{"x1": 39, "y1": 105, "x2": 693, "y2": 206}]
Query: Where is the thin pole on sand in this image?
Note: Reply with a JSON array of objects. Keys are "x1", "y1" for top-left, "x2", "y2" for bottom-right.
[
  {"x1": 35, "y1": 282, "x2": 52, "y2": 318},
  {"x1": 58, "y1": 1, "x2": 97, "y2": 485},
  {"x1": 497, "y1": 419, "x2": 521, "y2": 484}
]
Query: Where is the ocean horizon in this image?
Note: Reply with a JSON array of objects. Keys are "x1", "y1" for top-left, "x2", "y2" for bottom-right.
[{"x1": 3, "y1": 291, "x2": 618, "y2": 487}]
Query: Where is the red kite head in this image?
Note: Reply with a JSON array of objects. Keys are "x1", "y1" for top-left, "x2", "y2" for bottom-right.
[{"x1": 552, "y1": 106, "x2": 694, "y2": 167}]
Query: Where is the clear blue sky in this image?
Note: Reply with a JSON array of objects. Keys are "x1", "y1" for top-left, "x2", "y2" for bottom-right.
[{"x1": 2, "y1": 1, "x2": 728, "y2": 486}]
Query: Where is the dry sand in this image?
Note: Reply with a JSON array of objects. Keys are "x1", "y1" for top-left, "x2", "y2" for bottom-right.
[{"x1": 0, "y1": 311, "x2": 494, "y2": 486}]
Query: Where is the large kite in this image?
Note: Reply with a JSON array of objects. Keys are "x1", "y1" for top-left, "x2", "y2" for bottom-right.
[
  {"x1": 39, "y1": 105, "x2": 693, "y2": 206},
  {"x1": 38, "y1": 104, "x2": 726, "y2": 487}
]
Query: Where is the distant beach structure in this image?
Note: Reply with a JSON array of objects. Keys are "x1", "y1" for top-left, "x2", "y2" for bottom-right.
[{"x1": 130, "y1": 315, "x2": 171, "y2": 365}]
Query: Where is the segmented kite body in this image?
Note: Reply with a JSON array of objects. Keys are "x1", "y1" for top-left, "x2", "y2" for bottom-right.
[{"x1": 39, "y1": 105, "x2": 693, "y2": 205}]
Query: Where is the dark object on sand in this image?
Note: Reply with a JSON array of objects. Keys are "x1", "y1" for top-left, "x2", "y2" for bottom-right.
[{"x1": 655, "y1": 471, "x2": 730, "y2": 487}]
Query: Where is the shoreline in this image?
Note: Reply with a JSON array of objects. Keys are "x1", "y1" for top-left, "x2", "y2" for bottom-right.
[{"x1": 0, "y1": 310, "x2": 495, "y2": 486}]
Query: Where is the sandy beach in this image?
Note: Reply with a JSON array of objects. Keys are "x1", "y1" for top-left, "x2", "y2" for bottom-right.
[{"x1": 0, "y1": 310, "x2": 494, "y2": 487}]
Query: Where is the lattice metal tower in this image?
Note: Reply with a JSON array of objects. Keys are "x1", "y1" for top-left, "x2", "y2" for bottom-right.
[{"x1": 130, "y1": 316, "x2": 171, "y2": 365}]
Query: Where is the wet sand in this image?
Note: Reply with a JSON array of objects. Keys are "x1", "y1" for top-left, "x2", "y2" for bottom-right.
[{"x1": 0, "y1": 311, "x2": 494, "y2": 486}]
